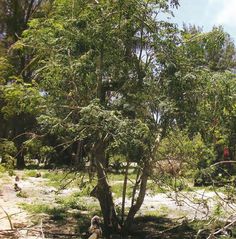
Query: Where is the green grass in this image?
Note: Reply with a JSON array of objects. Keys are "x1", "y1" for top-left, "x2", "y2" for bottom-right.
[
  {"x1": 42, "y1": 171, "x2": 77, "y2": 188},
  {"x1": 144, "y1": 205, "x2": 170, "y2": 218},
  {"x1": 42, "y1": 170, "x2": 93, "y2": 189},
  {"x1": 107, "y1": 172, "x2": 137, "y2": 181},
  {"x1": 56, "y1": 193, "x2": 100, "y2": 214},
  {"x1": 111, "y1": 182, "x2": 133, "y2": 198},
  {"x1": 19, "y1": 202, "x2": 67, "y2": 220},
  {"x1": 22, "y1": 170, "x2": 39, "y2": 179},
  {"x1": 19, "y1": 191, "x2": 101, "y2": 223},
  {"x1": 147, "y1": 182, "x2": 168, "y2": 195},
  {"x1": 16, "y1": 191, "x2": 28, "y2": 198}
]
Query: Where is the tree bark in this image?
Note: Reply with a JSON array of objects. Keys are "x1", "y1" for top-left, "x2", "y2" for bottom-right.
[
  {"x1": 16, "y1": 151, "x2": 25, "y2": 169},
  {"x1": 121, "y1": 161, "x2": 130, "y2": 224},
  {"x1": 91, "y1": 141, "x2": 120, "y2": 237},
  {"x1": 124, "y1": 164, "x2": 149, "y2": 230},
  {"x1": 131, "y1": 168, "x2": 141, "y2": 207}
]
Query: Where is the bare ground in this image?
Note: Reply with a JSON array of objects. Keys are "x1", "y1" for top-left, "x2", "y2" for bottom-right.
[{"x1": 0, "y1": 171, "x2": 236, "y2": 238}]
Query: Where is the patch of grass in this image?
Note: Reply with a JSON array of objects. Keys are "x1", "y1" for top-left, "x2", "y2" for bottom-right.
[
  {"x1": 111, "y1": 182, "x2": 133, "y2": 198},
  {"x1": 107, "y1": 172, "x2": 136, "y2": 181},
  {"x1": 147, "y1": 182, "x2": 168, "y2": 195},
  {"x1": 42, "y1": 171, "x2": 88, "y2": 189},
  {"x1": 22, "y1": 170, "x2": 39, "y2": 178},
  {"x1": 43, "y1": 171, "x2": 74, "y2": 188},
  {"x1": 56, "y1": 193, "x2": 100, "y2": 215},
  {"x1": 16, "y1": 191, "x2": 28, "y2": 198},
  {"x1": 19, "y1": 202, "x2": 66, "y2": 220},
  {"x1": 19, "y1": 202, "x2": 50, "y2": 214},
  {"x1": 56, "y1": 193, "x2": 88, "y2": 210},
  {"x1": 144, "y1": 205, "x2": 170, "y2": 218}
]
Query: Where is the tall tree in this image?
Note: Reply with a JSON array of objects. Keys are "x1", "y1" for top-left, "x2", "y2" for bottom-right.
[
  {"x1": 0, "y1": 0, "x2": 50, "y2": 168},
  {"x1": 20, "y1": 0, "x2": 180, "y2": 234}
]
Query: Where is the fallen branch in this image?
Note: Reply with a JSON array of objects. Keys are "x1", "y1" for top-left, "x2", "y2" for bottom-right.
[
  {"x1": 40, "y1": 219, "x2": 45, "y2": 239},
  {"x1": 159, "y1": 219, "x2": 188, "y2": 234},
  {"x1": 213, "y1": 218, "x2": 236, "y2": 236}
]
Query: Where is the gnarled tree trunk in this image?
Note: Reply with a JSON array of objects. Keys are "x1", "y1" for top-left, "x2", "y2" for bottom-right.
[{"x1": 90, "y1": 141, "x2": 120, "y2": 237}]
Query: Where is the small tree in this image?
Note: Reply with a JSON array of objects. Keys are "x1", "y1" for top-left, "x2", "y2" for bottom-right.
[{"x1": 152, "y1": 129, "x2": 215, "y2": 188}]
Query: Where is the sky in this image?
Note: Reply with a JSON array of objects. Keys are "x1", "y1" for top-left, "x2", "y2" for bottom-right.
[{"x1": 167, "y1": 0, "x2": 236, "y2": 42}]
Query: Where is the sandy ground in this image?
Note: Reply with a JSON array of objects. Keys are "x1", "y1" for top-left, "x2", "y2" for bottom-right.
[
  {"x1": 0, "y1": 173, "x2": 56, "y2": 238},
  {"x1": 1, "y1": 172, "x2": 236, "y2": 238}
]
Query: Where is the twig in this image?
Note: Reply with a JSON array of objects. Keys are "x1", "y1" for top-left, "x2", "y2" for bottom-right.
[
  {"x1": 0, "y1": 206, "x2": 13, "y2": 230},
  {"x1": 213, "y1": 218, "x2": 236, "y2": 236},
  {"x1": 158, "y1": 219, "x2": 187, "y2": 234},
  {"x1": 210, "y1": 161, "x2": 236, "y2": 167},
  {"x1": 0, "y1": 211, "x2": 24, "y2": 221},
  {"x1": 40, "y1": 219, "x2": 45, "y2": 239}
]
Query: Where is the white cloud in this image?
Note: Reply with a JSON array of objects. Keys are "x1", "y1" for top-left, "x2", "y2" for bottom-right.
[{"x1": 215, "y1": 0, "x2": 236, "y2": 26}]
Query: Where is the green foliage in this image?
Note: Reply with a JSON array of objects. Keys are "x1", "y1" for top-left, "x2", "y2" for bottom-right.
[
  {"x1": 155, "y1": 129, "x2": 215, "y2": 174},
  {"x1": 1, "y1": 81, "x2": 43, "y2": 118},
  {"x1": 24, "y1": 138, "x2": 55, "y2": 162},
  {"x1": 0, "y1": 57, "x2": 13, "y2": 84},
  {"x1": 0, "y1": 139, "x2": 16, "y2": 155},
  {"x1": 0, "y1": 139, "x2": 17, "y2": 168},
  {"x1": 152, "y1": 129, "x2": 216, "y2": 189},
  {"x1": 0, "y1": 164, "x2": 6, "y2": 173}
]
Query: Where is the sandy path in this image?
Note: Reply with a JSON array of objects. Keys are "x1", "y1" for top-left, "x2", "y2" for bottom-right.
[{"x1": 0, "y1": 173, "x2": 56, "y2": 238}]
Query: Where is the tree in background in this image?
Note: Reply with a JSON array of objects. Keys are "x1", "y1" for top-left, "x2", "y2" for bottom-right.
[
  {"x1": 157, "y1": 25, "x2": 236, "y2": 165},
  {"x1": 0, "y1": 0, "x2": 51, "y2": 168}
]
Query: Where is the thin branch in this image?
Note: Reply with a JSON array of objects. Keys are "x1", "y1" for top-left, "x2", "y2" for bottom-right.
[
  {"x1": 0, "y1": 206, "x2": 13, "y2": 230},
  {"x1": 210, "y1": 161, "x2": 236, "y2": 167},
  {"x1": 40, "y1": 219, "x2": 45, "y2": 239}
]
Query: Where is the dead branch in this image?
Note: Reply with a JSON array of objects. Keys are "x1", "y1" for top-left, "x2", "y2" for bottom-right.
[
  {"x1": 0, "y1": 211, "x2": 24, "y2": 221},
  {"x1": 0, "y1": 206, "x2": 14, "y2": 230},
  {"x1": 40, "y1": 219, "x2": 45, "y2": 239}
]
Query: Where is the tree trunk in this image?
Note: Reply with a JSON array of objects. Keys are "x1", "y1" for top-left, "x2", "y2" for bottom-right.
[
  {"x1": 16, "y1": 151, "x2": 25, "y2": 169},
  {"x1": 124, "y1": 164, "x2": 149, "y2": 230},
  {"x1": 91, "y1": 141, "x2": 120, "y2": 237},
  {"x1": 131, "y1": 168, "x2": 141, "y2": 207},
  {"x1": 121, "y1": 161, "x2": 130, "y2": 224}
]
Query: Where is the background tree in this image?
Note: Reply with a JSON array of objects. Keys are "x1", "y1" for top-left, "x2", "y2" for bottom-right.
[{"x1": 0, "y1": 0, "x2": 50, "y2": 168}]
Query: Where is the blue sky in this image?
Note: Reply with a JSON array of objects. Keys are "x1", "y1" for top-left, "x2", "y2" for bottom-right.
[{"x1": 168, "y1": 0, "x2": 236, "y2": 42}]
